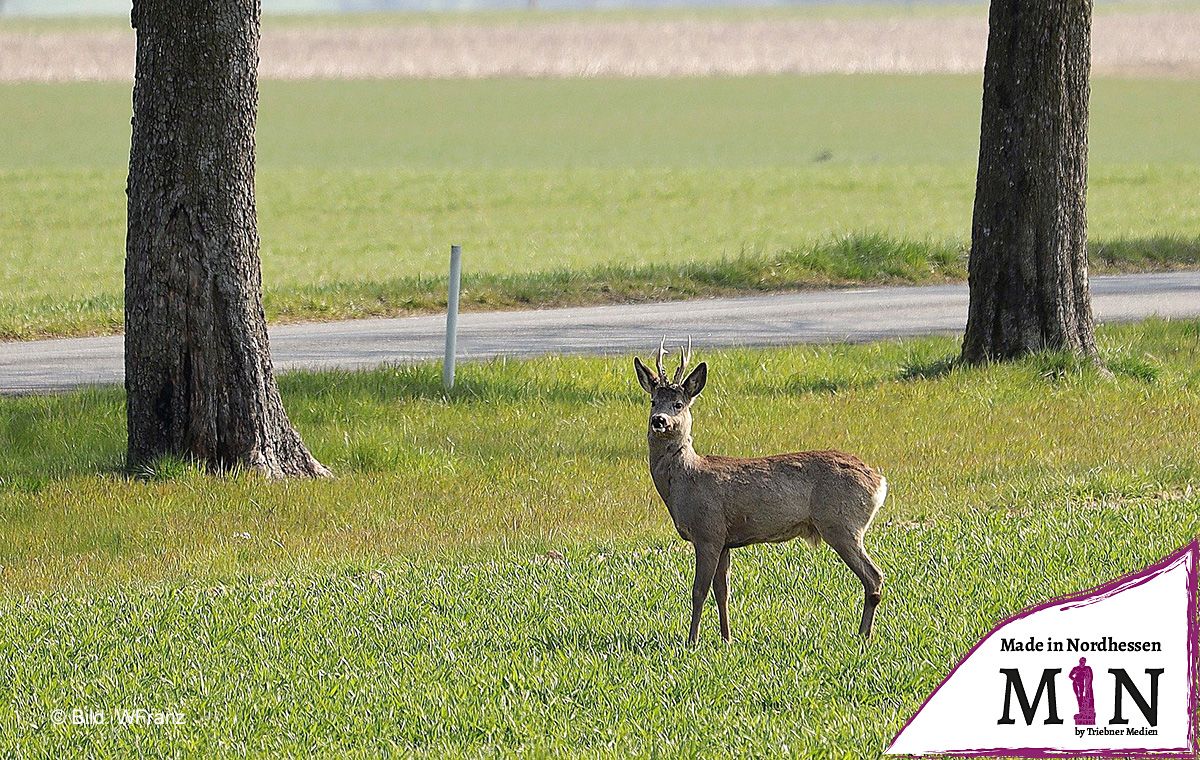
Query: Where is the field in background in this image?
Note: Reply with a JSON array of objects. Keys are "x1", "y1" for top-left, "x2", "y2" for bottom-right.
[
  {"x1": 3, "y1": 3, "x2": 1198, "y2": 30},
  {"x1": 3, "y1": 1, "x2": 1197, "y2": 104},
  {"x1": 2, "y1": 75, "x2": 1199, "y2": 339},
  {"x1": 0, "y1": 3, "x2": 1043, "y2": 33},
  {"x1": 4, "y1": 8, "x2": 1199, "y2": 81},
  {"x1": 1, "y1": 321, "x2": 1198, "y2": 752}
]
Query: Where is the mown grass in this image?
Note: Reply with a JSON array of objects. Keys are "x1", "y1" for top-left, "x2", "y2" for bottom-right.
[
  {"x1": 2, "y1": 76, "x2": 1200, "y2": 340},
  {"x1": 0, "y1": 321, "x2": 1198, "y2": 754},
  {"x1": 9, "y1": 77, "x2": 1200, "y2": 171},
  {"x1": 2, "y1": 507, "x2": 1197, "y2": 757}
]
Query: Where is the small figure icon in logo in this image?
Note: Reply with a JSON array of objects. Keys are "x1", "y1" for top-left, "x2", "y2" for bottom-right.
[{"x1": 1070, "y1": 657, "x2": 1096, "y2": 726}]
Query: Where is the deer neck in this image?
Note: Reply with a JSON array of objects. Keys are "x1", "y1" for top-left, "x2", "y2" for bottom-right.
[
  {"x1": 649, "y1": 433, "x2": 696, "y2": 460},
  {"x1": 648, "y1": 433, "x2": 700, "y2": 500},
  {"x1": 647, "y1": 434, "x2": 701, "y2": 537}
]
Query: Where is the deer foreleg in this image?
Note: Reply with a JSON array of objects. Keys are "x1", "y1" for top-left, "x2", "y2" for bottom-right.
[
  {"x1": 712, "y1": 546, "x2": 732, "y2": 642},
  {"x1": 688, "y1": 542, "x2": 722, "y2": 645}
]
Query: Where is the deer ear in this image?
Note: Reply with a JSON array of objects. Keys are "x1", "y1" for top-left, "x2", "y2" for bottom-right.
[
  {"x1": 633, "y1": 357, "x2": 658, "y2": 394},
  {"x1": 682, "y1": 361, "x2": 707, "y2": 399}
]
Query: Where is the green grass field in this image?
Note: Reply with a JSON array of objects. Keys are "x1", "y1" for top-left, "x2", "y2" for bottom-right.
[
  {"x1": 1, "y1": 320, "x2": 1198, "y2": 753},
  {"x1": 2, "y1": 75, "x2": 1199, "y2": 339}
]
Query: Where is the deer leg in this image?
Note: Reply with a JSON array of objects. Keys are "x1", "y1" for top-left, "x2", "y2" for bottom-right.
[
  {"x1": 857, "y1": 548, "x2": 884, "y2": 638},
  {"x1": 712, "y1": 547, "x2": 732, "y2": 643},
  {"x1": 822, "y1": 528, "x2": 884, "y2": 638},
  {"x1": 688, "y1": 543, "x2": 722, "y2": 645}
]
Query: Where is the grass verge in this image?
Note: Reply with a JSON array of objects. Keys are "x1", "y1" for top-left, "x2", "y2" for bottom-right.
[
  {"x1": 4, "y1": 232, "x2": 1200, "y2": 341},
  {"x1": 1, "y1": 320, "x2": 1198, "y2": 754}
]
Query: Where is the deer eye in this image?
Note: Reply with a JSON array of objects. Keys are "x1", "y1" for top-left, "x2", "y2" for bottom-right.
[{"x1": 673, "y1": 401, "x2": 684, "y2": 411}]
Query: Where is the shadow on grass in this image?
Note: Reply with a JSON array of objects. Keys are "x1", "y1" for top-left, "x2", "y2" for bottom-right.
[
  {"x1": 280, "y1": 362, "x2": 635, "y2": 406},
  {"x1": 1090, "y1": 235, "x2": 1200, "y2": 273},
  {"x1": 898, "y1": 356, "x2": 958, "y2": 382},
  {"x1": 896, "y1": 350, "x2": 1161, "y2": 385},
  {"x1": 781, "y1": 376, "x2": 852, "y2": 395},
  {"x1": 0, "y1": 389, "x2": 126, "y2": 489}
]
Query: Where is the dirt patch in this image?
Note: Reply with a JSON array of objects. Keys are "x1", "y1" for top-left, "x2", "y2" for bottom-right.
[{"x1": 1, "y1": 12, "x2": 1198, "y2": 81}]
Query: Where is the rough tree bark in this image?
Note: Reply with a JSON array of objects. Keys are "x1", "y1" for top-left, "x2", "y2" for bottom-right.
[
  {"x1": 961, "y1": 0, "x2": 1099, "y2": 364},
  {"x1": 125, "y1": 0, "x2": 329, "y2": 478}
]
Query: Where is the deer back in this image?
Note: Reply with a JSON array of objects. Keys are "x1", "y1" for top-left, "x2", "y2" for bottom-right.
[{"x1": 664, "y1": 449, "x2": 883, "y2": 548}]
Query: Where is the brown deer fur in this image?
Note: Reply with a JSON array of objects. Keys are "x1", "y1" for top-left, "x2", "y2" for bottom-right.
[{"x1": 634, "y1": 342, "x2": 887, "y2": 644}]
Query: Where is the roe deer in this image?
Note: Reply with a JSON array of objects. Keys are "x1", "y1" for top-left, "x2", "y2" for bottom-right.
[{"x1": 633, "y1": 340, "x2": 887, "y2": 644}]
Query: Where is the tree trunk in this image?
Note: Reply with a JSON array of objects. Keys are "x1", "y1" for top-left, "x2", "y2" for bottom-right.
[
  {"x1": 125, "y1": 0, "x2": 329, "y2": 478},
  {"x1": 961, "y1": 0, "x2": 1099, "y2": 364}
]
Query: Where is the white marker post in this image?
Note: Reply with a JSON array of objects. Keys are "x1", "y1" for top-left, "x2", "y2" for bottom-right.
[{"x1": 443, "y1": 244, "x2": 462, "y2": 390}]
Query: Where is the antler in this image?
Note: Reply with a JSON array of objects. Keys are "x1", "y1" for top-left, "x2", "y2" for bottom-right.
[
  {"x1": 672, "y1": 336, "x2": 692, "y2": 385},
  {"x1": 655, "y1": 336, "x2": 667, "y2": 382}
]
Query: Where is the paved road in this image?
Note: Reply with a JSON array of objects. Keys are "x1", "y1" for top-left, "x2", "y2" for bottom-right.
[{"x1": 2, "y1": 272, "x2": 1199, "y2": 394}]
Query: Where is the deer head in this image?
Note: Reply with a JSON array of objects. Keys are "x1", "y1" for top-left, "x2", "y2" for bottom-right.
[{"x1": 633, "y1": 338, "x2": 707, "y2": 440}]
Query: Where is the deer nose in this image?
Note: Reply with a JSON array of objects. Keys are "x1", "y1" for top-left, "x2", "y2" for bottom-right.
[{"x1": 650, "y1": 414, "x2": 669, "y2": 431}]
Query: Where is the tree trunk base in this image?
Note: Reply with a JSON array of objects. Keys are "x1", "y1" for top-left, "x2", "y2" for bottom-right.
[{"x1": 125, "y1": 0, "x2": 330, "y2": 479}]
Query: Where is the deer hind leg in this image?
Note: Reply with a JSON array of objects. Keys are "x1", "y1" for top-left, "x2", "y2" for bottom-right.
[
  {"x1": 711, "y1": 547, "x2": 732, "y2": 643},
  {"x1": 821, "y1": 526, "x2": 884, "y2": 638},
  {"x1": 688, "y1": 542, "x2": 722, "y2": 645}
]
